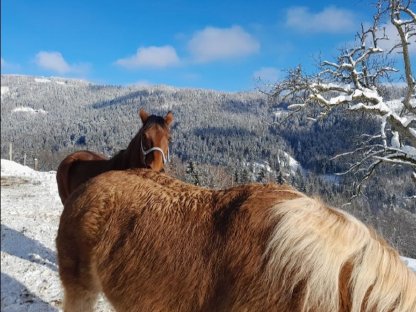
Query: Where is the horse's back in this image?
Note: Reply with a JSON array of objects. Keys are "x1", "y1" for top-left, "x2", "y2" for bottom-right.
[
  {"x1": 57, "y1": 170, "x2": 416, "y2": 311},
  {"x1": 58, "y1": 169, "x2": 303, "y2": 311}
]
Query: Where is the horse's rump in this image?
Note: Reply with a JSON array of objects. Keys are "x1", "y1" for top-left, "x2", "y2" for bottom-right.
[
  {"x1": 56, "y1": 150, "x2": 106, "y2": 204},
  {"x1": 57, "y1": 169, "x2": 416, "y2": 312}
]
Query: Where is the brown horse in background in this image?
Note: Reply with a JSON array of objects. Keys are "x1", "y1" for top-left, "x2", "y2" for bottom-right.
[
  {"x1": 57, "y1": 169, "x2": 416, "y2": 312},
  {"x1": 56, "y1": 109, "x2": 173, "y2": 204}
]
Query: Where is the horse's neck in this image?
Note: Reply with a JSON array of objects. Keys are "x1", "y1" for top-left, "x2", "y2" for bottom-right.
[
  {"x1": 71, "y1": 158, "x2": 113, "y2": 189},
  {"x1": 108, "y1": 149, "x2": 131, "y2": 170}
]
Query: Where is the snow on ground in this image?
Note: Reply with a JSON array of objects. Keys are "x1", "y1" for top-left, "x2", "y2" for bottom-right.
[
  {"x1": 1, "y1": 160, "x2": 113, "y2": 312},
  {"x1": 1, "y1": 86, "x2": 10, "y2": 96},
  {"x1": 1, "y1": 159, "x2": 415, "y2": 311},
  {"x1": 402, "y1": 257, "x2": 416, "y2": 272},
  {"x1": 279, "y1": 151, "x2": 300, "y2": 174},
  {"x1": 385, "y1": 99, "x2": 404, "y2": 114},
  {"x1": 12, "y1": 107, "x2": 47, "y2": 115},
  {"x1": 243, "y1": 161, "x2": 273, "y2": 173},
  {"x1": 320, "y1": 173, "x2": 341, "y2": 185},
  {"x1": 34, "y1": 78, "x2": 51, "y2": 83},
  {"x1": 272, "y1": 109, "x2": 286, "y2": 121}
]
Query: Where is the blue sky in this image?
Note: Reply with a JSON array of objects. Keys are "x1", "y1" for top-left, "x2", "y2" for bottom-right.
[{"x1": 1, "y1": 0, "x2": 381, "y2": 91}]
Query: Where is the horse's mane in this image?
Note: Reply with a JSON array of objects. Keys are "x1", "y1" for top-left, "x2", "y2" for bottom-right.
[
  {"x1": 141, "y1": 114, "x2": 171, "y2": 131},
  {"x1": 266, "y1": 197, "x2": 416, "y2": 312}
]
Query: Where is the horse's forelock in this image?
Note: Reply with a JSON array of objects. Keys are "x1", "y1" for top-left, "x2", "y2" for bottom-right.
[{"x1": 142, "y1": 115, "x2": 170, "y2": 131}]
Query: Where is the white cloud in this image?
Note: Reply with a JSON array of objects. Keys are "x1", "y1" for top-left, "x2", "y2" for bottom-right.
[
  {"x1": 129, "y1": 80, "x2": 152, "y2": 87},
  {"x1": 286, "y1": 6, "x2": 356, "y2": 34},
  {"x1": 1, "y1": 57, "x2": 21, "y2": 71},
  {"x1": 342, "y1": 22, "x2": 416, "y2": 57},
  {"x1": 377, "y1": 23, "x2": 416, "y2": 55},
  {"x1": 253, "y1": 67, "x2": 282, "y2": 82},
  {"x1": 35, "y1": 51, "x2": 90, "y2": 75},
  {"x1": 1, "y1": 57, "x2": 8, "y2": 70},
  {"x1": 188, "y1": 26, "x2": 260, "y2": 63},
  {"x1": 35, "y1": 51, "x2": 71, "y2": 74},
  {"x1": 116, "y1": 46, "x2": 180, "y2": 69}
]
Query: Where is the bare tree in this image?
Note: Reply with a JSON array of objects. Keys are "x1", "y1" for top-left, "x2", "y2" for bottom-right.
[{"x1": 272, "y1": 0, "x2": 415, "y2": 196}]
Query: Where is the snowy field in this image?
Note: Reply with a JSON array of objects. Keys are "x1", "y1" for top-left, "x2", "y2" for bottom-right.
[
  {"x1": 1, "y1": 160, "x2": 113, "y2": 311},
  {"x1": 1, "y1": 159, "x2": 415, "y2": 311}
]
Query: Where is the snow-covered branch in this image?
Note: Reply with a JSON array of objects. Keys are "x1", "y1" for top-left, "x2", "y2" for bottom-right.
[
  {"x1": 390, "y1": 0, "x2": 416, "y2": 115},
  {"x1": 271, "y1": 0, "x2": 416, "y2": 194}
]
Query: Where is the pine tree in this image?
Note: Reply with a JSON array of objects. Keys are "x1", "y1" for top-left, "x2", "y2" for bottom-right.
[
  {"x1": 185, "y1": 161, "x2": 200, "y2": 186},
  {"x1": 276, "y1": 171, "x2": 284, "y2": 185},
  {"x1": 256, "y1": 168, "x2": 267, "y2": 183}
]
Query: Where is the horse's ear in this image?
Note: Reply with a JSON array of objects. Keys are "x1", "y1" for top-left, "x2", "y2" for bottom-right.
[
  {"x1": 165, "y1": 111, "x2": 174, "y2": 127},
  {"x1": 139, "y1": 108, "x2": 149, "y2": 124}
]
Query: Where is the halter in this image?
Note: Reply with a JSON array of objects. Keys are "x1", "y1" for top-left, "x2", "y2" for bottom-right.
[{"x1": 141, "y1": 138, "x2": 170, "y2": 164}]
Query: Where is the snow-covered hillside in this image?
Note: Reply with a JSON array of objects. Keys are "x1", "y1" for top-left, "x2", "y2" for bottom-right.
[{"x1": 1, "y1": 159, "x2": 415, "y2": 311}]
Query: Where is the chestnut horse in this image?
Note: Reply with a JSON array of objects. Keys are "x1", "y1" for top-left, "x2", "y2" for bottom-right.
[
  {"x1": 56, "y1": 109, "x2": 173, "y2": 204},
  {"x1": 56, "y1": 170, "x2": 416, "y2": 312}
]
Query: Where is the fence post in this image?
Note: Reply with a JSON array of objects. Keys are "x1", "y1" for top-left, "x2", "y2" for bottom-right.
[
  {"x1": 9, "y1": 143, "x2": 12, "y2": 161},
  {"x1": 23, "y1": 153, "x2": 27, "y2": 166},
  {"x1": 34, "y1": 158, "x2": 38, "y2": 171}
]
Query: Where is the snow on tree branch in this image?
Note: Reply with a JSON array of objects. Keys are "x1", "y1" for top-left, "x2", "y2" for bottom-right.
[
  {"x1": 389, "y1": 0, "x2": 416, "y2": 115},
  {"x1": 271, "y1": 0, "x2": 416, "y2": 195}
]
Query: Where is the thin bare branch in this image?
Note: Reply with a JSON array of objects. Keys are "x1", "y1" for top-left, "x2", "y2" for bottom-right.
[{"x1": 269, "y1": 0, "x2": 416, "y2": 197}]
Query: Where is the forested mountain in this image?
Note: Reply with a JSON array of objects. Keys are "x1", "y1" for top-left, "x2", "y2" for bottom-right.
[
  {"x1": 1, "y1": 74, "x2": 415, "y2": 256},
  {"x1": 1, "y1": 74, "x2": 287, "y2": 175}
]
